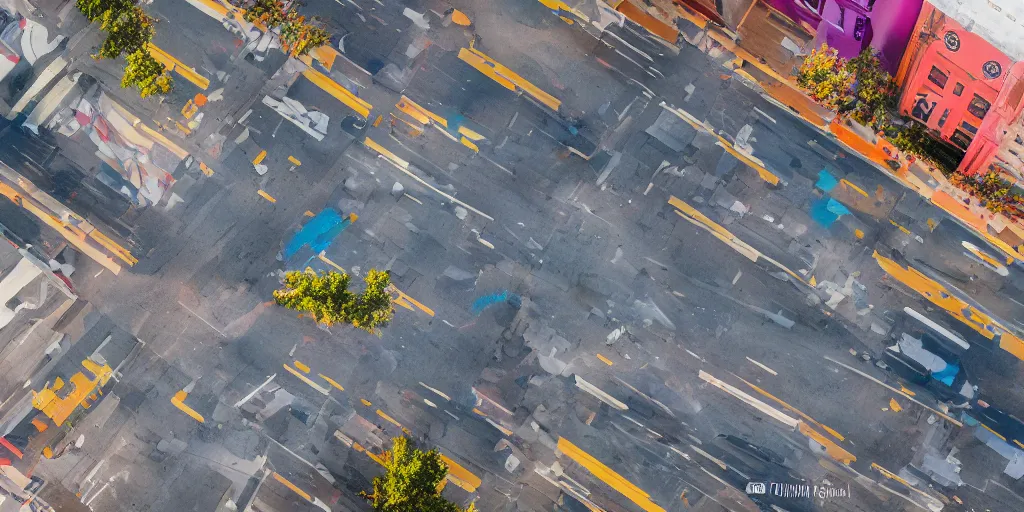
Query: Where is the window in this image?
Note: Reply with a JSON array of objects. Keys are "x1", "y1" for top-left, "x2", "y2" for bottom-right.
[
  {"x1": 968, "y1": 95, "x2": 992, "y2": 118},
  {"x1": 912, "y1": 92, "x2": 937, "y2": 122},
  {"x1": 837, "y1": 7, "x2": 846, "y2": 27},
  {"x1": 928, "y1": 66, "x2": 949, "y2": 88},
  {"x1": 938, "y1": 109, "x2": 950, "y2": 127},
  {"x1": 1015, "y1": 135, "x2": 1023, "y2": 145},
  {"x1": 960, "y1": 121, "x2": 978, "y2": 134},
  {"x1": 950, "y1": 129, "x2": 973, "y2": 150},
  {"x1": 953, "y1": 83, "x2": 964, "y2": 96},
  {"x1": 912, "y1": 94, "x2": 936, "y2": 122},
  {"x1": 854, "y1": 17, "x2": 868, "y2": 41},
  {"x1": 800, "y1": 0, "x2": 822, "y2": 13}
]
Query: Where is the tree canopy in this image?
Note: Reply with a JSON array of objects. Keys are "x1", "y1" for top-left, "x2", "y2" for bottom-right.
[
  {"x1": 121, "y1": 49, "x2": 172, "y2": 98},
  {"x1": 363, "y1": 437, "x2": 476, "y2": 512},
  {"x1": 75, "y1": 0, "x2": 133, "y2": 22},
  {"x1": 244, "y1": 0, "x2": 331, "y2": 57},
  {"x1": 97, "y1": 6, "x2": 155, "y2": 59},
  {"x1": 280, "y1": 12, "x2": 330, "y2": 58},
  {"x1": 273, "y1": 268, "x2": 394, "y2": 333},
  {"x1": 76, "y1": 0, "x2": 171, "y2": 97}
]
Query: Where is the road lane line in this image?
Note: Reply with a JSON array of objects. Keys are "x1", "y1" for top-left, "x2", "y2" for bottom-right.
[
  {"x1": 745, "y1": 356, "x2": 777, "y2": 376},
  {"x1": 319, "y1": 374, "x2": 344, "y2": 391},
  {"x1": 824, "y1": 356, "x2": 963, "y2": 427},
  {"x1": 171, "y1": 390, "x2": 205, "y2": 423},
  {"x1": 283, "y1": 364, "x2": 330, "y2": 395},
  {"x1": 234, "y1": 374, "x2": 276, "y2": 407},
  {"x1": 177, "y1": 301, "x2": 226, "y2": 337},
  {"x1": 364, "y1": 137, "x2": 494, "y2": 221}
]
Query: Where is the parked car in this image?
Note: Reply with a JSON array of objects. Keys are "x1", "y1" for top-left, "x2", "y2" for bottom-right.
[
  {"x1": 974, "y1": 400, "x2": 1024, "y2": 448},
  {"x1": 882, "y1": 332, "x2": 976, "y2": 406}
]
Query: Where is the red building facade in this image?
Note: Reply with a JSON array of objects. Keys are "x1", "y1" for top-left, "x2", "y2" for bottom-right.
[{"x1": 896, "y1": 3, "x2": 1013, "y2": 154}]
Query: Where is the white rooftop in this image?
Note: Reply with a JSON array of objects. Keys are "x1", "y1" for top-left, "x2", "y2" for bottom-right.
[{"x1": 930, "y1": 0, "x2": 1024, "y2": 61}]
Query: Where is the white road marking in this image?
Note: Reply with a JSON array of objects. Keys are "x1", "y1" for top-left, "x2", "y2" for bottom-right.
[{"x1": 177, "y1": 301, "x2": 226, "y2": 337}]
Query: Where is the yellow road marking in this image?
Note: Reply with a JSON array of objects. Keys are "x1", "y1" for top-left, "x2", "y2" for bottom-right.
[
  {"x1": 257, "y1": 190, "x2": 276, "y2": 203},
  {"x1": 557, "y1": 437, "x2": 665, "y2": 512},
  {"x1": 293, "y1": 360, "x2": 311, "y2": 373},
  {"x1": 354, "y1": 442, "x2": 387, "y2": 466},
  {"x1": 798, "y1": 422, "x2": 855, "y2": 464},
  {"x1": 316, "y1": 252, "x2": 346, "y2": 273},
  {"x1": 252, "y1": 150, "x2": 267, "y2": 165},
  {"x1": 283, "y1": 364, "x2": 329, "y2": 395},
  {"x1": 596, "y1": 353, "x2": 614, "y2": 366},
  {"x1": 841, "y1": 178, "x2": 869, "y2": 197},
  {"x1": 458, "y1": 47, "x2": 562, "y2": 112},
  {"x1": 360, "y1": 399, "x2": 372, "y2": 407},
  {"x1": 982, "y1": 423, "x2": 1007, "y2": 441},
  {"x1": 460, "y1": 136, "x2": 479, "y2": 152},
  {"x1": 147, "y1": 43, "x2": 210, "y2": 90},
  {"x1": 889, "y1": 219, "x2": 913, "y2": 235},
  {"x1": 440, "y1": 454, "x2": 482, "y2": 493},
  {"x1": 715, "y1": 138, "x2": 780, "y2": 185},
  {"x1": 737, "y1": 376, "x2": 843, "y2": 440},
  {"x1": 301, "y1": 69, "x2": 372, "y2": 118},
  {"x1": 873, "y1": 251, "x2": 1000, "y2": 341},
  {"x1": 376, "y1": 409, "x2": 410, "y2": 434},
  {"x1": 659, "y1": 103, "x2": 780, "y2": 185},
  {"x1": 364, "y1": 137, "x2": 494, "y2": 221},
  {"x1": 288, "y1": 156, "x2": 302, "y2": 166},
  {"x1": 272, "y1": 472, "x2": 312, "y2": 501},
  {"x1": 89, "y1": 229, "x2": 137, "y2": 265},
  {"x1": 319, "y1": 374, "x2": 344, "y2": 391},
  {"x1": 825, "y1": 356, "x2": 963, "y2": 426},
  {"x1": 0, "y1": 184, "x2": 122, "y2": 274},
  {"x1": 388, "y1": 284, "x2": 434, "y2": 317},
  {"x1": 396, "y1": 95, "x2": 446, "y2": 126},
  {"x1": 171, "y1": 390, "x2": 205, "y2": 423},
  {"x1": 199, "y1": 162, "x2": 214, "y2": 176}
]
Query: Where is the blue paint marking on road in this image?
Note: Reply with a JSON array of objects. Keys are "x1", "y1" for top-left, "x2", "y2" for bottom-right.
[
  {"x1": 826, "y1": 198, "x2": 852, "y2": 217},
  {"x1": 816, "y1": 169, "x2": 839, "y2": 192},
  {"x1": 471, "y1": 290, "x2": 521, "y2": 315},
  {"x1": 810, "y1": 198, "x2": 853, "y2": 228},
  {"x1": 810, "y1": 199, "x2": 839, "y2": 227},
  {"x1": 283, "y1": 208, "x2": 350, "y2": 260}
]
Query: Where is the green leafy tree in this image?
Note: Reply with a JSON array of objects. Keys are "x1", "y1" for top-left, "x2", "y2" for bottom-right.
[
  {"x1": 846, "y1": 49, "x2": 898, "y2": 131},
  {"x1": 243, "y1": 0, "x2": 287, "y2": 27},
  {"x1": 75, "y1": 0, "x2": 133, "y2": 22},
  {"x1": 796, "y1": 44, "x2": 854, "y2": 112},
  {"x1": 362, "y1": 437, "x2": 476, "y2": 512},
  {"x1": 273, "y1": 268, "x2": 395, "y2": 333},
  {"x1": 280, "y1": 12, "x2": 330, "y2": 57},
  {"x1": 97, "y1": 6, "x2": 155, "y2": 59},
  {"x1": 121, "y1": 49, "x2": 172, "y2": 98}
]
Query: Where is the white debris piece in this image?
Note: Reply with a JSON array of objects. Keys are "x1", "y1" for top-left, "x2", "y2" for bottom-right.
[{"x1": 262, "y1": 95, "x2": 328, "y2": 141}]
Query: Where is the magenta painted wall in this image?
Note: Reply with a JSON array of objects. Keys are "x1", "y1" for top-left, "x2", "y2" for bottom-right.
[{"x1": 765, "y1": 0, "x2": 924, "y2": 74}]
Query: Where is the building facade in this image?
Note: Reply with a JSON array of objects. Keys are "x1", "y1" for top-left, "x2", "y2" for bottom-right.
[
  {"x1": 896, "y1": 1, "x2": 1024, "y2": 183},
  {"x1": 764, "y1": 0, "x2": 924, "y2": 73}
]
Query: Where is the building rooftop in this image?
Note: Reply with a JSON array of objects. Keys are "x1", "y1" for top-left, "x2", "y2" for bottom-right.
[{"x1": 931, "y1": 0, "x2": 1024, "y2": 61}]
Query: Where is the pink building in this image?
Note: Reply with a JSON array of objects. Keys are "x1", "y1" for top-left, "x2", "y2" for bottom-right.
[{"x1": 896, "y1": 1, "x2": 1024, "y2": 182}]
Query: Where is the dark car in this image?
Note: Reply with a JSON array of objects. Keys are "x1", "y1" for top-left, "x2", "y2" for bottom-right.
[
  {"x1": 974, "y1": 401, "x2": 1024, "y2": 449},
  {"x1": 882, "y1": 332, "x2": 975, "y2": 406}
]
